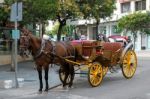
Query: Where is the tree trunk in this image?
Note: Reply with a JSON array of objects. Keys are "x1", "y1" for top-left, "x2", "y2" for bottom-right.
[
  {"x1": 57, "y1": 15, "x2": 66, "y2": 41},
  {"x1": 133, "y1": 32, "x2": 137, "y2": 50},
  {"x1": 39, "y1": 23, "x2": 42, "y2": 38},
  {"x1": 42, "y1": 22, "x2": 45, "y2": 35},
  {"x1": 96, "y1": 20, "x2": 99, "y2": 40},
  {"x1": 33, "y1": 22, "x2": 36, "y2": 35},
  {"x1": 57, "y1": 24, "x2": 63, "y2": 41}
]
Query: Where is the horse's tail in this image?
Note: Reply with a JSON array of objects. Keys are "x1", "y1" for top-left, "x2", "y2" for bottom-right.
[{"x1": 74, "y1": 48, "x2": 78, "y2": 62}]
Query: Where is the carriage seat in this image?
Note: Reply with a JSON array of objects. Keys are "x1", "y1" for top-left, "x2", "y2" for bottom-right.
[
  {"x1": 82, "y1": 40, "x2": 99, "y2": 56},
  {"x1": 71, "y1": 40, "x2": 102, "y2": 57}
]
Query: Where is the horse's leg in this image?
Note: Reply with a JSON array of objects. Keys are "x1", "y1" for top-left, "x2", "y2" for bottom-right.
[
  {"x1": 68, "y1": 64, "x2": 75, "y2": 88},
  {"x1": 63, "y1": 71, "x2": 69, "y2": 88},
  {"x1": 44, "y1": 65, "x2": 49, "y2": 92},
  {"x1": 62, "y1": 63, "x2": 69, "y2": 88},
  {"x1": 37, "y1": 67, "x2": 43, "y2": 92}
]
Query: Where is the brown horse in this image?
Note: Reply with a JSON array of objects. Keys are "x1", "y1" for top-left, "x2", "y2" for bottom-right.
[{"x1": 19, "y1": 27, "x2": 75, "y2": 92}]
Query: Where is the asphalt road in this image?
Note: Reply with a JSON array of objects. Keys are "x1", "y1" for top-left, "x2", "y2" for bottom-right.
[
  {"x1": 49, "y1": 58, "x2": 150, "y2": 99},
  {"x1": 0, "y1": 57, "x2": 150, "y2": 99}
]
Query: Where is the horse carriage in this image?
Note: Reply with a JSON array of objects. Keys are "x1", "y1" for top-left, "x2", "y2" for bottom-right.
[
  {"x1": 19, "y1": 27, "x2": 137, "y2": 91},
  {"x1": 59, "y1": 38, "x2": 137, "y2": 87}
]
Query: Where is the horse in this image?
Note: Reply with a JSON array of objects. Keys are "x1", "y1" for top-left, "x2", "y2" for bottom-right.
[{"x1": 19, "y1": 27, "x2": 76, "y2": 92}]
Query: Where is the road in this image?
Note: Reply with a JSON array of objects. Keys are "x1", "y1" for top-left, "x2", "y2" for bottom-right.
[
  {"x1": 0, "y1": 56, "x2": 150, "y2": 99},
  {"x1": 50, "y1": 58, "x2": 150, "y2": 99},
  {"x1": 0, "y1": 58, "x2": 149, "y2": 99}
]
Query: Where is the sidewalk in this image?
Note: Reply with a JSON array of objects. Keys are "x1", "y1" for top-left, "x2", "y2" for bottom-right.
[{"x1": 0, "y1": 61, "x2": 61, "y2": 99}]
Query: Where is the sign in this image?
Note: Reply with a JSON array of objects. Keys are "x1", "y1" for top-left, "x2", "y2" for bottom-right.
[
  {"x1": 12, "y1": 30, "x2": 20, "y2": 39},
  {"x1": 10, "y1": 2, "x2": 22, "y2": 21}
]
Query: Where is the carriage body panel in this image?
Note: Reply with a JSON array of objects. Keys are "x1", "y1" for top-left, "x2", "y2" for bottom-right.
[{"x1": 71, "y1": 40, "x2": 125, "y2": 66}]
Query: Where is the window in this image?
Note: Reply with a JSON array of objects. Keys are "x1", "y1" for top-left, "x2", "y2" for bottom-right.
[
  {"x1": 112, "y1": 25, "x2": 118, "y2": 34},
  {"x1": 99, "y1": 26, "x2": 106, "y2": 34},
  {"x1": 135, "y1": 0, "x2": 146, "y2": 11},
  {"x1": 121, "y1": 2, "x2": 131, "y2": 13},
  {"x1": 0, "y1": 31, "x2": 11, "y2": 54}
]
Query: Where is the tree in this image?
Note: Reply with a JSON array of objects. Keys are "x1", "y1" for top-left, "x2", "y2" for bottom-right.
[
  {"x1": 20, "y1": 0, "x2": 81, "y2": 41},
  {"x1": 0, "y1": 0, "x2": 11, "y2": 29},
  {"x1": 55, "y1": 0, "x2": 81, "y2": 41},
  {"x1": 0, "y1": 0, "x2": 115, "y2": 41},
  {"x1": 76, "y1": 0, "x2": 116, "y2": 39},
  {"x1": 0, "y1": 0, "x2": 58, "y2": 36},
  {"x1": 0, "y1": 0, "x2": 82, "y2": 40},
  {"x1": 118, "y1": 12, "x2": 150, "y2": 49}
]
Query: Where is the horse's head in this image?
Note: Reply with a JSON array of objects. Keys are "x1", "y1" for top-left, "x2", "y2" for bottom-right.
[{"x1": 19, "y1": 29, "x2": 31, "y2": 58}]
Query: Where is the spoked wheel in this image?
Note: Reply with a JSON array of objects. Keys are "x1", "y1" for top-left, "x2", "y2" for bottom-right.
[
  {"x1": 103, "y1": 66, "x2": 108, "y2": 76},
  {"x1": 88, "y1": 62, "x2": 103, "y2": 87},
  {"x1": 59, "y1": 69, "x2": 72, "y2": 84},
  {"x1": 121, "y1": 50, "x2": 137, "y2": 79}
]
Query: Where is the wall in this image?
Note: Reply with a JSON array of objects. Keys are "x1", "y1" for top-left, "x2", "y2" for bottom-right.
[{"x1": 0, "y1": 55, "x2": 32, "y2": 66}]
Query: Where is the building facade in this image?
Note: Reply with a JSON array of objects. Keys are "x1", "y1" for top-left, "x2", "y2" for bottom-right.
[{"x1": 100, "y1": 0, "x2": 150, "y2": 51}]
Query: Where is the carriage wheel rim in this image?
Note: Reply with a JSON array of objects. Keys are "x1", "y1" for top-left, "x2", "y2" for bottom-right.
[
  {"x1": 103, "y1": 66, "x2": 108, "y2": 76},
  {"x1": 122, "y1": 50, "x2": 137, "y2": 78},
  {"x1": 88, "y1": 62, "x2": 103, "y2": 87}
]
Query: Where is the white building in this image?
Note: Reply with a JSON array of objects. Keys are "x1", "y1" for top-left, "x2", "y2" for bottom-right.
[
  {"x1": 71, "y1": 0, "x2": 150, "y2": 51},
  {"x1": 99, "y1": 0, "x2": 150, "y2": 51}
]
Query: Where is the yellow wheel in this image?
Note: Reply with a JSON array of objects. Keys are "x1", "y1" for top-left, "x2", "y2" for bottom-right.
[
  {"x1": 103, "y1": 66, "x2": 108, "y2": 76},
  {"x1": 122, "y1": 50, "x2": 137, "y2": 79},
  {"x1": 88, "y1": 62, "x2": 103, "y2": 87}
]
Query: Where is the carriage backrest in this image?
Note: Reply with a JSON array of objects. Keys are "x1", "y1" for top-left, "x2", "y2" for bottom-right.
[
  {"x1": 102, "y1": 42, "x2": 123, "y2": 60},
  {"x1": 82, "y1": 40, "x2": 98, "y2": 56},
  {"x1": 102, "y1": 42, "x2": 123, "y2": 52},
  {"x1": 71, "y1": 40, "x2": 101, "y2": 56}
]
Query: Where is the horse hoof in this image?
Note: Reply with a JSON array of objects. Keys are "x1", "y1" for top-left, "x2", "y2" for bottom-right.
[
  {"x1": 38, "y1": 89, "x2": 42, "y2": 92},
  {"x1": 44, "y1": 89, "x2": 49, "y2": 92},
  {"x1": 69, "y1": 86, "x2": 74, "y2": 89},
  {"x1": 38, "y1": 90, "x2": 42, "y2": 94},
  {"x1": 62, "y1": 86, "x2": 69, "y2": 91}
]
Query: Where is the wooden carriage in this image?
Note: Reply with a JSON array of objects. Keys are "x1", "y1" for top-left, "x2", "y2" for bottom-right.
[{"x1": 59, "y1": 40, "x2": 137, "y2": 87}]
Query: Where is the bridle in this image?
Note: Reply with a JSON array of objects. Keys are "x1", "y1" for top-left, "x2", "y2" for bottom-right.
[
  {"x1": 19, "y1": 28, "x2": 56, "y2": 60},
  {"x1": 19, "y1": 31, "x2": 31, "y2": 58},
  {"x1": 20, "y1": 35, "x2": 30, "y2": 48}
]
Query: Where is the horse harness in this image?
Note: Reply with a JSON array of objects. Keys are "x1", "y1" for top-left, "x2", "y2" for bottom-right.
[
  {"x1": 20, "y1": 32, "x2": 75, "y2": 64},
  {"x1": 34, "y1": 39, "x2": 56, "y2": 60}
]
